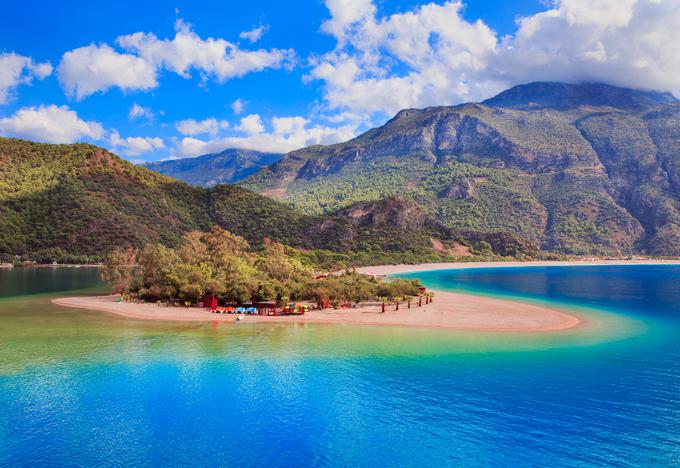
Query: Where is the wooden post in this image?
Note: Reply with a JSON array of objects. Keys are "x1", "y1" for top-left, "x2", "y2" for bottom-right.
[
  {"x1": 381, "y1": 301, "x2": 385, "y2": 313},
  {"x1": 419, "y1": 296, "x2": 422, "y2": 307}
]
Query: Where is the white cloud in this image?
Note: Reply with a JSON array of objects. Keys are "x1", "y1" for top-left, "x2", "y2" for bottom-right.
[
  {"x1": 0, "y1": 53, "x2": 52, "y2": 104},
  {"x1": 128, "y1": 103, "x2": 154, "y2": 121},
  {"x1": 0, "y1": 103, "x2": 163, "y2": 156},
  {"x1": 496, "y1": 0, "x2": 680, "y2": 94},
  {"x1": 110, "y1": 130, "x2": 165, "y2": 156},
  {"x1": 175, "y1": 118, "x2": 229, "y2": 136},
  {"x1": 56, "y1": 19, "x2": 294, "y2": 100},
  {"x1": 57, "y1": 44, "x2": 158, "y2": 100},
  {"x1": 560, "y1": 0, "x2": 637, "y2": 28},
  {"x1": 116, "y1": 19, "x2": 294, "y2": 83},
  {"x1": 321, "y1": 0, "x2": 376, "y2": 42},
  {"x1": 239, "y1": 25, "x2": 268, "y2": 43},
  {"x1": 310, "y1": 0, "x2": 680, "y2": 121},
  {"x1": 231, "y1": 98, "x2": 246, "y2": 114},
  {"x1": 0, "y1": 105, "x2": 104, "y2": 143},
  {"x1": 172, "y1": 115, "x2": 357, "y2": 157},
  {"x1": 310, "y1": 1, "x2": 500, "y2": 118},
  {"x1": 235, "y1": 114, "x2": 265, "y2": 135}
]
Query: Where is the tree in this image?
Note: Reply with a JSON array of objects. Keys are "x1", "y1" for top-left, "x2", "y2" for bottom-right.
[
  {"x1": 177, "y1": 230, "x2": 208, "y2": 264},
  {"x1": 101, "y1": 247, "x2": 137, "y2": 294},
  {"x1": 168, "y1": 262, "x2": 215, "y2": 304},
  {"x1": 137, "y1": 243, "x2": 180, "y2": 291},
  {"x1": 255, "y1": 241, "x2": 312, "y2": 302},
  {"x1": 203, "y1": 225, "x2": 252, "y2": 271}
]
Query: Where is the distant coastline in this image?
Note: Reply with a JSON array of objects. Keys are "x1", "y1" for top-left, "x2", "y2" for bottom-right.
[{"x1": 355, "y1": 259, "x2": 680, "y2": 276}]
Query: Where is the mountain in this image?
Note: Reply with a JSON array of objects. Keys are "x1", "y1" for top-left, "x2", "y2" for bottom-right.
[
  {"x1": 209, "y1": 187, "x2": 483, "y2": 261},
  {"x1": 1, "y1": 138, "x2": 480, "y2": 264},
  {"x1": 0, "y1": 138, "x2": 211, "y2": 260},
  {"x1": 144, "y1": 148, "x2": 282, "y2": 187},
  {"x1": 483, "y1": 82, "x2": 678, "y2": 110},
  {"x1": 242, "y1": 82, "x2": 680, "y2": 256}
]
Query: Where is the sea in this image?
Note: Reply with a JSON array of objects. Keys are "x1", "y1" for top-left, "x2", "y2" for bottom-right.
[{"x1": 1, "y1": 264, "x2": 679, "y2": 466}]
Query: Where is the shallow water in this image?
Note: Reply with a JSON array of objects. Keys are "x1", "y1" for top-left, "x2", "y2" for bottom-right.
[{"x1": 1, "y1": 266, "x2": 680, "y2": 466}]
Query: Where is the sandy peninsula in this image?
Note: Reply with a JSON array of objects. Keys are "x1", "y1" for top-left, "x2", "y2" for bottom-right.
[
  {"x1": 52, "y1": 260, "x2": 680, "y2": 332},
  {"x1": 53, "y1": 289, "x2": 581, "y2": 333}
]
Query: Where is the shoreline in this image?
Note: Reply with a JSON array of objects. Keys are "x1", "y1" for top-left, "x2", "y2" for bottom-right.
[
  {"x1": 52, "y1": 292, "x2": 582, "y2": 334},
  {"x1": 50, "y1": 260, "x2": 680, "y2": 332},
  {"x1": 354, "y1": 259, "x2": 680, "y2": 276},
  {"x1": 52, "y1": 260, "x2": 680, "y2": 333}
]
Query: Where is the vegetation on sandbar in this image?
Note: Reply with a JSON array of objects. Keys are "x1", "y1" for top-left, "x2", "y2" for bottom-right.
[{"x1": 103, "y1": 225, "x2": 423, "y2": 308}]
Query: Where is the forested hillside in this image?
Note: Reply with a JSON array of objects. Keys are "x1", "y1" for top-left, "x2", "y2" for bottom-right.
[
  {"x1": 0, "y1": 138, "x2": 210, "y2": 262},
  {"x1": 0, "y1": 139, "x2": 483, "y2": 264}
]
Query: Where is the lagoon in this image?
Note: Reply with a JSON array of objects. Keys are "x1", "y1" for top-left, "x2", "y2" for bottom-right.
[{"x1": 1, "y1": 265, "x2": 680, "y2": 466}]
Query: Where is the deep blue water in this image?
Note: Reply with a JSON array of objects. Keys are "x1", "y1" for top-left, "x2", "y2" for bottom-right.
[{"x1": 1, "y1": 266, "x2": 680, "y2": 466}]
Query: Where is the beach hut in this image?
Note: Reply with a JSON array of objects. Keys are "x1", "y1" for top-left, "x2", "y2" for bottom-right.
[{"x1": 254, "y1": 302, "x2": 277, "y2": 315}]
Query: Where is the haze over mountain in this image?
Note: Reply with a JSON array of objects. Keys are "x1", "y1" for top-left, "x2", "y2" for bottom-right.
[
  {"x1": 242, "y1": 82, "x2": 680, "y2": 256},
  {"x1": 143, "y1": 148, "x2": 282, "y2": 187}
]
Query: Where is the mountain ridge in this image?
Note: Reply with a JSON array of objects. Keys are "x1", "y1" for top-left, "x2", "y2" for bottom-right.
[
  {"x1": 144, "y1": 148, "x2": 282, "y2": 187},
  {"x1": 241, "y1": 81, "x2": 680, "y2": 256},
  {"x1": 0, "y1": 138, "x2": 486, "y2": 264}
]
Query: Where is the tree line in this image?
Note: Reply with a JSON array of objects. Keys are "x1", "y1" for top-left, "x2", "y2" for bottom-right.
[{"x1": 102, "y1": 226, "x2": 424, "y2": 309}]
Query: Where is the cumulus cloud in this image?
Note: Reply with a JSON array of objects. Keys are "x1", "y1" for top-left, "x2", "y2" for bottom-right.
[
  {"x1": 172, "y1": 114, "x2": 357, "y2": 157},
  {"x1": 57, "y1": 44, "x2": 158, "y2": 100},
  {"x1": 0, "y1": 103, "x2": 163, "y2": 157},
  {"x1": 239, "y1": 25, "x2": 268, "y2": 43},
  {"x1": 310, "y1": 0, "x2": 680, "y2": 121},
  {"x1": 231, "y1": 98, "x2": 246, "y2": 114},
  {"x1": 0, "y1": 53, "x2": 52, "y2": 104},
  {"x1": 110, "y1": 130, "x2": 165, "y2": 156},
  {"x1": 129, "y1": 103, "x2": 154, "y2": 122},
  {"x1": 309, "y1": 0, "x2": 500, "y2": 118},
  {"x1": 496, "y1": 0, "x2": 680, "y2": 94},
  {"x1": 116, "y1": 19, "x2": 294, "y2": 83},
  {"x1": 57, "y1": 19, "x2": 294, "y2": 99},
  {"x1": 235, "y1": 114, "x2": 265, "y2": 135},
  {"x1": 175, "y1": 118, "x2": 229, "y2": 136},
  {"x1": 0, "y1": 105, "x2": 104, "y2": 143}
]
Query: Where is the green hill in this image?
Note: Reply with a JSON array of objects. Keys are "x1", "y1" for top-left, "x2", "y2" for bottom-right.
[
  {"x1": 242, "y1": 82, "x2": 680, "y2": 256},
  {"x1": 0, "y1": 138, "x2": 472, "y2": 264},
  {"x1": 0, "y1": 138, "x2": 210, "y2": 261}
]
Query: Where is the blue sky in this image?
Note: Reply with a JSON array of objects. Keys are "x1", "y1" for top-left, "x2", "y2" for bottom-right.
[{"x1": 0, "y1": 0, "x2": 677, "y2": 162}]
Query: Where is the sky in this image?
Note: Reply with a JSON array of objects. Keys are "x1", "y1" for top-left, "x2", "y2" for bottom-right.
[{"x1": 1, "y1": 0, "x2": 679, "y2": 162}]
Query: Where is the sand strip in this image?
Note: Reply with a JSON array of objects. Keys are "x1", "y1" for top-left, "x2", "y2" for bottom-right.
[{"x1": 52, "y1": 289, "x2": 581, "y2": 333}]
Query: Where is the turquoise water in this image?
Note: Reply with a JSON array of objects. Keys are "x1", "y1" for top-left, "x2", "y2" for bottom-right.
[{"x1": 1, "y1": 266, "x2": 680, "y2": 466}]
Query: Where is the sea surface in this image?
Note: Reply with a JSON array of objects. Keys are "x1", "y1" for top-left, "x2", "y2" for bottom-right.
[{"x1": 1, "y1": 265, "x2": 679, "y2": 466}]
